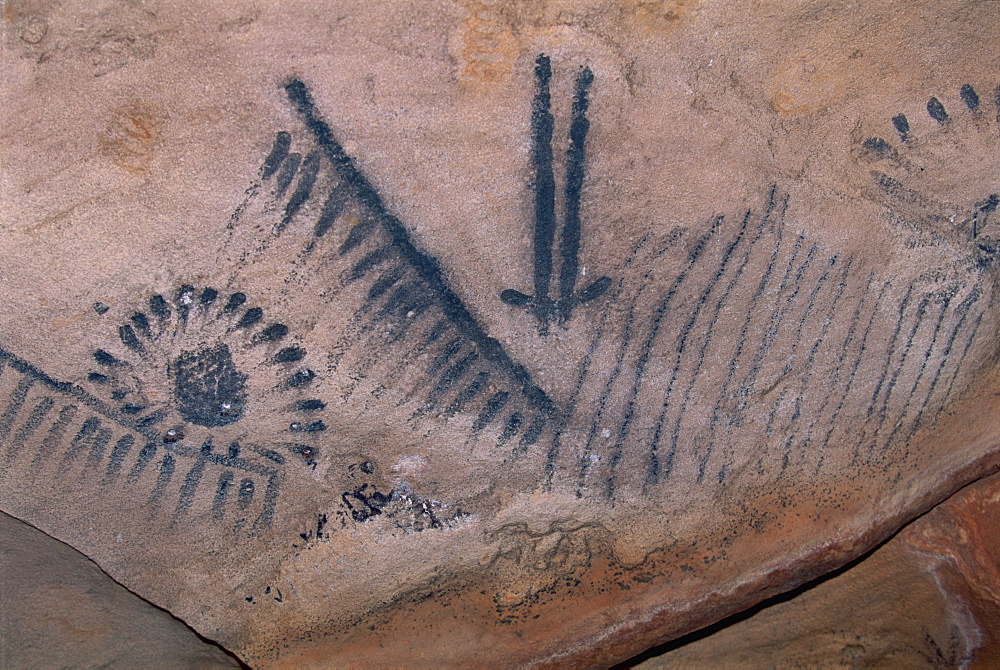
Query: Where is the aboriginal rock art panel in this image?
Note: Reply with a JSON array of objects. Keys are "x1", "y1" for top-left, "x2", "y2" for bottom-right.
[{"x1": 0, "y1": 57, "x2": 996, "y2": 551}]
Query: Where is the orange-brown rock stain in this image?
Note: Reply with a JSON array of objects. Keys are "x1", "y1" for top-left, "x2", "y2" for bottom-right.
[{"x1": 98, "y1": 101, "x2": 164, "y2": 174}]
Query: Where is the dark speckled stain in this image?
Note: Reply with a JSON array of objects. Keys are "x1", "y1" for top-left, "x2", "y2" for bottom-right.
[{"x1": 170, "y1": 343, "x2": 248, "y2": 427}]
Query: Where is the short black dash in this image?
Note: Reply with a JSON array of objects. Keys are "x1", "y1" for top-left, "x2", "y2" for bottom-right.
[
  {"x1": 103, "y1": 434, "x2": 134, "y2": 483},
  {"x1": 275, "y1": 152, "x2": 302, "y2": 197},
  {"x1": 517, "y1": 414, "x2": 547, "y2": 452},
  {"x1": 261, "y1": 131, "x2": 291, "y2": 180},
  {"x1": 279, "y1": 150, "x2": 321, "y2": 231},
  {"x1": 199, "y1": 287, "x2": 218, "y2": 305},
  {"x1": 130, "y1": 312, "x2": 152, "y2": 339},
  {"x1": 227, "y1": 443, "x2": 240, "y2": 458},
  {"x1": 892, "y1": 114, "x2": 910, "y2": 141},
  {"x1": 927, "y1": 96, "x2": 948, "y2": 123},
  {"x1": 314, "y1": 188, "x2": 347, "y2": 240},
  {"x1": 149, "y1": 294, "x2": 170, "y2": 320},
  {"x1": 287, "y1": 368, "x2": 316, "y2": 388},
  {"x1": 93, "y1": 302, "x2": 109, "y2": 315},
  {"x1": 119, "y1": 324, "x2": 144, "y2": 352},
  {"x1": 255, "y1": 323, "x2": 289, "y2": 343},
  {"x1": 32, "y1": 404, "x2": 76, "y2": 466},
  {"x1": 212, "y1": 471, "x2": 234, "y2": 519},
  {"x1": 295, "y1": 398, "x2": 325, "y2": 411},
  {"x1": 339, "y1": 219, "x2": 377, "y2": 255},
  {"x1": 237, "y1": 478, "x2": 255, "y2": 509},
  {"x1": 121, "y1": 403, "x2": 145, "y2": 414},
  {"x1": 577, "y1": 276, "x2": 612, "y2": 304},
  {"x1": 148, "y1": 453, "x2": 176, "y2": 508},
  {"x1": 960, "y1": 84, "x2": 980, "y2": 111},
  {"x1": 88, "y1": 372, "x2": 110, "y2": 384},
  {"x1": 863, "y1": 137, "x2": 896, "y2": 158},
  {"x1": 995, "y1": 85, "x2": 1000, "y2": 122},
  {"x1": 236, "y1": 307, "x2": 264, "y2": 329},
  {"x1": 224, "y1": 292, "x2": 247, "y2": 312},
  {"x1": 261, "y1": 449, "x2": 284, "y2": 464},
  {"x1": 137, "y1": 409, "x2": 168, "y2": 428},
  {"x1": 366, "y1": 266, "x2": 407, "y2": 305},
  {"x1": 111, "y1": 390, "x2": 126, "y2": 401},
  {"x1": 273, "y1": 346, "x2": 306, "y2": 364},
  {"x1": 445, "y1": 371, "x2": 490, "y2": 416},
  {"x1": 93, "y1": 349, "x2": 121, "y2": 367},
  {"x1": 85, "y1": 427, "x2": 112, "y2": 465},
  {"x1": 473, "y1": 391, "x2": 510, "y2": 431},
  {"x1": 290, "y1": 420, "x2": 326, "y2": 433},
  {"x1": 348, "y1": 246, "x2": 396, "y2": 282},
  {"x1": 0, "y1": 375, "x2": 34, "y2": 443},
  {"x1": 127, "y1": 441, "x2": 157, "y2": 481},
  {"x1": 498, "y1": 412, "x2": 523, "y2": 444},
  {"x1": 8, "y1": 397, "x2": 54, "y2": 458}
]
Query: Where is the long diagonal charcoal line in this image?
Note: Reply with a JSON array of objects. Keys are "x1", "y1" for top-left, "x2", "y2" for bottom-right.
[
  {"x1": 544, "y1": 235, "x2": 652, "y2": 483},
  {"x1": 933, "y1": 309, "x2": 984, "y2": 423},
  {"x1": 883, "y1": 287, "x2": 958, "y2": 449},
  {"x1": 904, "y1": 288, "x2": 980, "y2": 443},
  {"x1": 531, "y1": 54, "x2": 557, "y2": 330},
  {"x1": 284, "y1": 79, "x2": 553, "y2": 416},
  {"x1": 639, "y1": 210, "x2": 749, "y2": 490},
  {"x1": 557, "y1": 66, "x2": 594, "y2": 325}
]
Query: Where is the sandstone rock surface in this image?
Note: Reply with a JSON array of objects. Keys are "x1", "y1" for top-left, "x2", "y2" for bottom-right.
[{"x1": 1, "y1": 0, "x2": 998, "y2": 666}]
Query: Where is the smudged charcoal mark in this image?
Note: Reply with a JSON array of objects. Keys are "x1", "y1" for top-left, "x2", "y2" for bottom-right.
[
  {"x1": 130, "y1": 312, "x2": 152, "y2": 339},
  {"x1": 237, "y1": 479, "x2": 255, "y2": 510},
  {"x1": 127, "y1": 441, "x2": 158, "y2": 481},
  {"x1": 927, "y1": 96, "x2": 949, "y2": 123},
  {"x1": 473, "y1": 391, "x2": 510, "y2": 431},
  {"x1": 973, "y1": 194, "x2": 999, "y2": 238},
  {"x1": 119, "y1": 324, "x2": 144, "y2": 352},
  {"x1": 0, "y1": 376, "x2": 35, "y2": 443},
  {"x1": 64, "y1": 417, "x2": 102, "y2": 465},
  {"x1": 252, "y1": 474, "x2": 280, "y2": 532},
  {"x1": 103, "y1": 434, "x2": 135, "y2": 484},
  {"x1": 577, "y1": 276, "x2": 612, "y2": 304},
  {"x1": 212, "y1": 471, "x2": 234, "y2": 519},
  {"x1": 33, "y1": 404, "x2": 77, "y2": 467},
  {"x1": 342, "y1": 484, "x2": 392, "y2": 522},
  {"x1": 427, "y1": 338, "x2": 464, "y2": 377},
  {"x1": 647, "y1": 211, "x2": 751, "y2": 487},
  {"x1": 111, "y1": 390, "x2": 126, "y2": 401},
  {"x1": 148, "y1": 454, "x2": 175, "y2": 507},
  {"x1": 199, "y1": 287, "x2": 218, "y2": 305},
  {"x1": 170, "y1": 343, "x2": 248, "y2": 427},
  {"x1": 365, "y1": 265, "x2": 407, "y2": 305},
  {"x1": 909, "y1": 288, "x2": 980, "y2": 438},
  {"x1": 254, "y1": 323, "x2": 289, "y2": 344},
  {"x1": 500, "y1": 289, "x2": 532, "y2": 307},
  {"x1": 94, "y1": 349, "x2": 122, "y2": 367},
  {"x1": 349, "y1": 246, "x2": 397, "y2": 282},
  {"x1": 279, "y1": 150, "x2": 321, "y2": 231},
  {"x1": 85, "y1": 427, "x2": 112, "y2": 466},
  {"x1": 558, "y1": 66, "x2": 595, "y2": 325},
  {"x1": 138, "y1": 410, "x2": 168, "y2": 428},
  {"x1": 428, "y1": 351, "x2": 479, "y2": 407},
  {"x1": 374, "y1": 280, "x2": 420, "y2": 319},
  {"x1": 866, "y1": 282, "x2": 917, "y2": 420},
  {"x1": 235, "y1": 307, "x2": 264, "y2": 330},
  {"x1": 149, "y1": 294, "x2": 170, "y2": 320},
  {"x1": 960, "y1": 84, "x2": 980, "y2": 111},
  {"x1": 339, "y1": 219, "x2": 377, "y2": 255},
  {"x1": 224, "y1": 292, "x2": 247, "y2": 312},
  {"x1": 273, "y1": 346, "x2": 306, "y2": 364},
  {"x1": 531, "y1": 54, "x2": 556, "y2": 330},
  {"x1": 314, "y1": 187, "x2": 347, "y2": 240},
  {"x1": 499, "y1": 412, "x2": 523, "y2": 444},
  {"x1": 274, "y1": 152, "x2": 302, "y2": 197},
  {"x1": 93, "y1": 302, "x2": 110, "y2": 315},
  {"x1": 995, "y1": 85, "x2": 1000, "y2": 123},
  {"x1": 934, "y1": 308, "x2": 983, "y2": 423},
  {"x1": 445, "y1": 371, "x2": 490, "y2": 416},
  {"x1": 176, "y1": 441, "x2": 212, "y2": 516},
  {"x1": 88, "y1": 372, "x2": 109, "y2": 384},
  {"x1": 517, "y1": 413, "x2": 547, "y2": 453},
  {"x1": 261, "y1": 131, "x2": 292, "y2": 180},
  {"x1": 261, "y1": 449, "x2": 285, "y2": 464},
  {"x1": 287, "y1": 368, "x2": 316, "y2": 388},
  {"x1": 285, "y1": 79, "x2": 554, "y2": 415},
  {"x1": 892, "y1": 114, "x2": 910, "y2": 141},
  {"x1": 863, "y1": 137, "x2": 896, "y2": 159}
]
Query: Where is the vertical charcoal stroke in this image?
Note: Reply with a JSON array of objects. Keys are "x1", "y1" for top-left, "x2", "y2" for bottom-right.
[
  {"x1": 279, "y1": 150, "x2": 322, "y2": 231},
  {"x1": 284, "y1": 78, "x2": 553, "y2": 416},
  {"x1": 261, "y1": 131, "x2": 292, "y2": 180},
  {"x1": 557, "y1": 66, "x2": 594, "y2": 325},
  {"x1": 531, "y1": 54, "x2": 557, "y2": 330},
  {"x1": 7, "y1": 397, "x2": 54, "y2": 462},
  {"x1": 0, "y1": 376, "x2": 35, "y2": 445},
  {"x1": 103, "y1": 434, "x2": 135, "y2": 484}
]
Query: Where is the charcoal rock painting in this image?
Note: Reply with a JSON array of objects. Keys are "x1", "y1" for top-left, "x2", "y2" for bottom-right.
[{"x1": 1, "y1": 1, "x2": 999, "y2": 667}]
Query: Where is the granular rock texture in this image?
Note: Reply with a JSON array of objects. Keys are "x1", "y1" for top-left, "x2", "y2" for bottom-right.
[{"x1": 1, "y1": 0, "x2": 998, "y2": 666}]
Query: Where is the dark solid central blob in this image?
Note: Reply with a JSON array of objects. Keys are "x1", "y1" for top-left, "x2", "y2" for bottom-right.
[{"x1": 170, "y1": 343, "x2": 248, "y2": 427}]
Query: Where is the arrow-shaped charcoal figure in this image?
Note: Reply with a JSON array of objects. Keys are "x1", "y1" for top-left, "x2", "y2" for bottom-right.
[{"x1": 501, "y1": 54, "x2": 613, "y2": 335}]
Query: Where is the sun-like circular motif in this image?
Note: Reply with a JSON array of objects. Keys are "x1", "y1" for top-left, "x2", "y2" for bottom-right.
[{"x1": 85, "y1": 284, "x2": 325, "y2": 468}]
